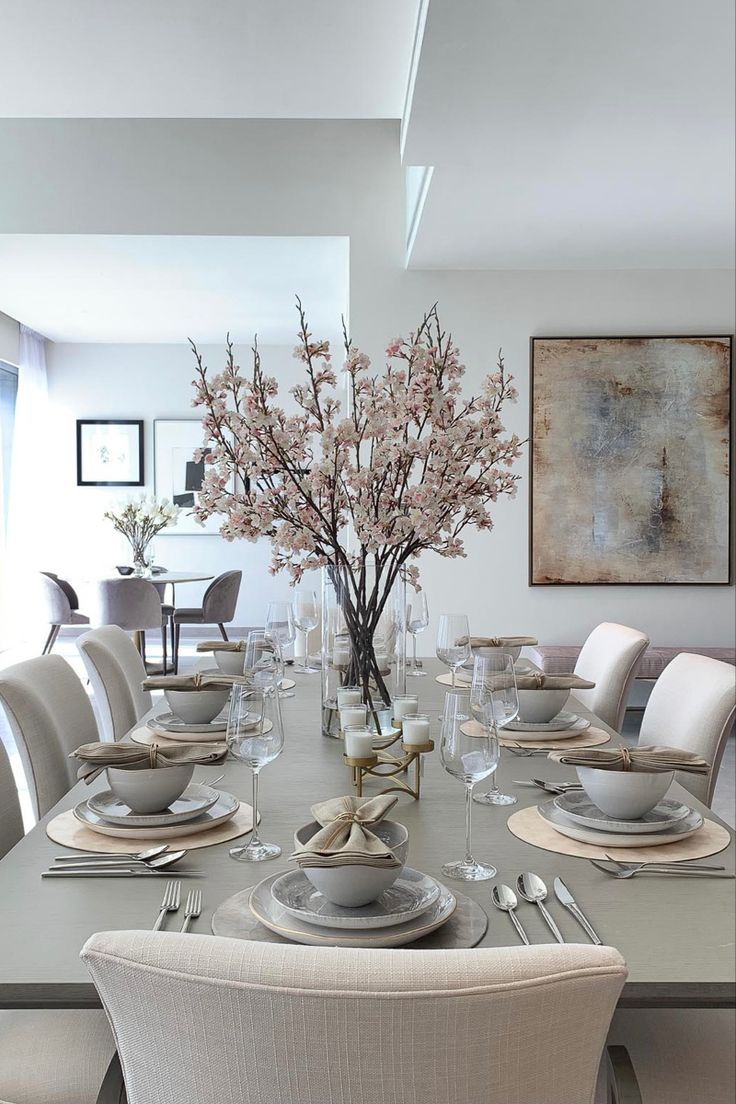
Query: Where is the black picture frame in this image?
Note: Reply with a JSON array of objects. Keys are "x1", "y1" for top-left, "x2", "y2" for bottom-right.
[{"x1": 76, "y1": 419, "x2": 144, "y2": 487}]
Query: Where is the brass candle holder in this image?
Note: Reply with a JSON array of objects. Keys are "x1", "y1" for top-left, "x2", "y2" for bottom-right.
[{"x1": 343, "y1": 718, "x2": 434, "y2": 800}]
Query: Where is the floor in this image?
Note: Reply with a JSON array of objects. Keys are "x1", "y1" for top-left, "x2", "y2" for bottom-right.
[{"x1": 1, "y1": 634, "x2": 734, "y2": 833}]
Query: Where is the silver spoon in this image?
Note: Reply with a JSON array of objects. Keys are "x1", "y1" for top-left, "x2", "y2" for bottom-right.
[
  {"x1": 53, "y1": 849, "x2": 187, "y2": 870},
  {"x1": 491, "y1": 884, "x2": 530, "y2": 945},
  {"x1": 516, "y1": 872, "x2": 565, "y2": 943},
  {"x1": 55, "y1": 844, "x2": 170, "y2": 863}
]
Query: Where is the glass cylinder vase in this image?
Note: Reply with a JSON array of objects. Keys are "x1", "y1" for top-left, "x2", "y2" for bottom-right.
[{"x1": 321, "y1": 561, "x2": 406, "y2": 738}]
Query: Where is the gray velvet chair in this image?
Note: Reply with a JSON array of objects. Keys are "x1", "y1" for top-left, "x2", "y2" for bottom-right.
[
  {"x1": 172, "y1": 570, "x2": 242, "y2": 672},
  {"x1": 77, "y1": 625, "x2": 153, "y2": 742},
  {"x1": 39, "y1": 571, "x2": 90, "y2": 654},
  {"x1": 95, "y1": 577, "x2": 170, "y2": 671},
  {"x1": 0, "y1": 731, "x2": 116, "y2": 1104},
  {"x1": 0, "y1": 655, "x2": 98, "y2": 820}
]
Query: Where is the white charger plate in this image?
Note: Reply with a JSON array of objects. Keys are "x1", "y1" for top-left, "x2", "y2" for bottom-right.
[
  {"x1": 271, "y1": 868, "x2": 441, "y2": 930},
  {"x1": 504, "y1": 717, "x2": 591, "y2": 742},
  {"x1": 538, "y1": 798, "x2": 703, "y2": 848},
  {"x1": 506, "y1": 711, "x2": 590, "y2": 734},
  {"x1": 86, "y1": 782, "x2": 220, "y2": 828},
  {"x1": 73, "y1": 791, "x2": 239, "y2": 839},
  {"x1": 553, "y1": 792, "x2": 693, "y2": 835},
  {"x1": 146, "y1": 714, "x2": 272, "y2": 743},
  {"x1": 250, "y1": 871, "x2": 457, "y2": 947},
  {"x1": 147, "y1": 711, "x2": 228, "y2": 735}
]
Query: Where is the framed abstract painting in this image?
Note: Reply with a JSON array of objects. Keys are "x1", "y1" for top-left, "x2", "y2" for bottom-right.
[
  {"x1": 529, "y1": 335, "x2": 732, "y2": 585},
  {"x1": 76, "y1": 419, "x2": 144, "y2": 486},
  {"x1": 154, "y1": 418, "x2": 232, "y2": 535}
]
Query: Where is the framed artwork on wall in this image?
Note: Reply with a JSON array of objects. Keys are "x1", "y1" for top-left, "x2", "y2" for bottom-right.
[
  {"x1": 529, "y1": 335, "x2": 733, "y2": 585},
  {"x1": 154, "y1": 418, "x2": 232, "y2": 535},
  {"x1": 76, "y1": 419, "x2": 144, "y2": 486}
]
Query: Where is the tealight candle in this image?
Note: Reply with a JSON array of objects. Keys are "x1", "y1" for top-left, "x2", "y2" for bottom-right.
[
  {"x1": 402, "y1": 713, "x2": 431, "y2": 746},
  {"x1": 337, "y1": 686, "x2": 362, "y2": 708},
  {"x1": 392, "y1": 694, "x2": 419, "y2": 722},
  {"x1": 340, "y1": 703, "x2": 368, "y2": 730},
  {"x1": 344, "y1": 724, "x2": 376, "y2": 759}
]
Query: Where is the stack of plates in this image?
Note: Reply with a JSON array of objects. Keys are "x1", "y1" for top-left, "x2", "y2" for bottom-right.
[
  {"x1": 144, "y1": 710, "x2": 270, "y2": 744},
  {"x1": 505, "y1": 712, "x2": 591, "y2": 741},
  {"x1": 538, "y1": 792, "x2": 704, "y2": 848},
  {"x1": 73, "y1": 783, "x2": 240, "y2": 840},
  {"x1": 248, "y1": 868, "x2": 457, "y2": 947}
]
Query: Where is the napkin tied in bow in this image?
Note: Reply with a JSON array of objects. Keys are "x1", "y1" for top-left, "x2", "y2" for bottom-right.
[
  {"x1": 463, "y1": 635, "x2": 538, "y2": 648},
  {"x1": 514, "y1": 672, "x2": 595, "y2": 690},
  {"x1": 291, "y1": 795, "x2": 402, "y2": 869},
  {"x1": 195, "y1": 640, "x2": 246, "y2": 653},
  {"x1": 71, "y1": 741, "x2": 228, "y2": 784},
  {"x1": 550, "y1": 744, "x2": 709, "y2": 775},
  {"x1": 141, "y1": 671, "x2": 248, "y2": 691}
]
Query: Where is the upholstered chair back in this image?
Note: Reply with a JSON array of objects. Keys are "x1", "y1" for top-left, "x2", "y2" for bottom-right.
[
  {"x1": 39, "y1": 572, "x2": 74, "y2": 624},
  {"x1": 573, "y1": 622, "x2": 649, "y2": 731},
  {"x1": 95, "y1": 578, "x2": 163, "y2": 632},
  {"x1": 77, "y1": 625, "x2": 152, "y2": 743},
  {"x1": 82, "y1": 932, "x2": 627, "y2": 1104},
  {"x1": 201, "y1": 570, "x2": 242, "y2": 624},
  {"x1": 0, "y1": 738, "x2": 24, "y2": 859},
  {"x1": 639, "y1": 652, "x2": 735, "y2": 805},
  {"x1": 0, "y1": 655, "x2": 98, "y2": 819}
]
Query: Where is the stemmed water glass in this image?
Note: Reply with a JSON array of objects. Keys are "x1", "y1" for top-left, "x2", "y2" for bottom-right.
[
  {"x1": 244, "y1": 629, "x2": 279, "y2": 684},
  {"x1": 407, "y1": 589, "x2": 429, "y2": 678},
  {"x1": 227, "y1": 680, "x2": 284, "y2": 862},
  {"x1": 265, "y1": 601, "x2": 296, "y2": 698},
  {"x1": 470, "y1": 653, "x2": 520, "y2": 807},
  {"x1": 292, "y1": 587, "x2": 319, "y2": 673},
  {"x1": 439, "y1": 691, "x2": 499, "y2": 881},
  {"x1": 436, "y1": 613, "x2": 471, "y2": 688}
]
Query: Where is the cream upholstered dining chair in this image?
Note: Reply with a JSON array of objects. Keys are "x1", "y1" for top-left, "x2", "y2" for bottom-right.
[
  {"x1": 172, "y1": 569, "x2": 242, "y2": 672},
  {"x1": 0, "y1": 655, "x2": 98, "y2": 820},
  {"x1": 95, "y1": 577, "x2": 169, "y2": 671},
  {"x1": 638, "y1": 652, "x2": 735, "y2": 806},
  {"x1": 573, "y1": 622, "x2": 649, "y2": 731},
  {"x1": 82, "y1": 932, "x2": 627, "y2": 1104},
  {"x1": 0, "y1": 735, "x2": 116, "y2": 1104},
  {"x1": 38, "y1": 571, "x2": 90, "y2": 655},
  {"x1": 77, "y1": 625, "x2": 153, "y2": 743}
]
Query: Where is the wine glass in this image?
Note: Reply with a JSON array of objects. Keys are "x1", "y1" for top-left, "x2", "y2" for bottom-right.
[
  {"x1": 436, "y1": 613, "x2": 471, "y2": 688},
  {"x1": 227, "y1": 680, "x2": 284, "y2": 862},
  {"x1": 470, "y1": 653, "x2": 520, "y2": 807},
  {"x1": 244, "y1": 629, "x2": 279, "y2": 685},
  {"x1": 407, "y1": 589, "x2": 429, "y2": 678},
  {"x1": 439, "y1": 691, "x2": 498, "y2": 880},
  {"x1": 265, "y1": 601, "x2": 296, "y2": 698},
  {"x1": 292, "y1": 587, "x2": 320, "y2": 673}
]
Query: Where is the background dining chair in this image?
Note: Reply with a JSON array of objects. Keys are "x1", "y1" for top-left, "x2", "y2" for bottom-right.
[
  {"x1": 172, "y1": 569, "x2": 242, "y2": 672},
  {"x1": 638, "y1": 652, "x2": 735, "y2": 806},
  {"x1": 38, "y1": 571, "x2": 90, "y2": 655},
  {"x1": 83, "y1": 933, "x2": 627, "y2": 1104},
  {"x1": 95, "y1": 578, "x2": 169, "y2": 671},
  {"x1": 573, "y1": 622, "x2": 650, "y2": 731},
  {"x1": 0, "y1": 655, "x2": 98, "y2": 821},
  {"x1": 77, "y1": 625, "x2": 153, "y2": 743},
  {"x1": 0, "y1": 735, "x2": 116, "y2": 1104}
]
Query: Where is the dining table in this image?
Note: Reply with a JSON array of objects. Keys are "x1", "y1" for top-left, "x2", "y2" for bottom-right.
[{"x1": 0, "y1": 660, "x2": 733, "y2": 1011}]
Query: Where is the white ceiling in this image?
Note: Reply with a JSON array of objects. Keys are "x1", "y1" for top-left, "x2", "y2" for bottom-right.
[
  {"x1": 0, "y1": 235, "x2": 349, "y2": 343},
  {"x1": 403, "y1": 0, "x2": 735, "y2": 269},
  {"x1": 0, "y1": 0, "x2": 419, "y2": 119}
]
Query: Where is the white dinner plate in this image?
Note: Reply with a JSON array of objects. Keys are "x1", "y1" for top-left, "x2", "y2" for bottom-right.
[
  {"x1": 249, "y1": 871, "x2": 457, "y2": 947},
  {"x1": 147, "y1": 711, "x2": 228, "y2": 735},
  {"x1": 146, "y1": 714, "x2": 272, "y2": 743},
  {"x1": 73, "y1": 791, "x2": 240, "y2": 839},
  {"x1": 270, "y1": 868, "x2": 441, "y2": 930},
  {"x1": 538, "y1": 798, "x2": 704, "y2": 848},
  {"x1": 86, "y1": 782, "x2": 220, "y2": 828},
  {"x1": 553, "y1": 792, "x2": 693, "y2": 835},
  {"x1": 504, "y1": 716, "x2": 591, "y2": 741},
  {"x1": 506, "y1": 711, "x2": 590, "y2": 734}
]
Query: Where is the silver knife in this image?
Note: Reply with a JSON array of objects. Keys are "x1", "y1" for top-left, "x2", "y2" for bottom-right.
[
  {"x1": 553, "y1": 877, "x2": 602, "y2": 944},
  {"x1": 42, "y1": 869, "x2": 205, "y2": 878}
]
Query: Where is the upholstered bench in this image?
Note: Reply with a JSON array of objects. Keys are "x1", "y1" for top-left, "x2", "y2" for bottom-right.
[{"x1": 529, "y1": 644, "x2": 735, "y2": 679}]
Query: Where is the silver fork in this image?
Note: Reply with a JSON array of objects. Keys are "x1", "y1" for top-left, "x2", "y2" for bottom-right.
[
  {"x1": 153, "y1": 880, "x2": 181, "y2": 930},
  {"x1": 180, "y1": 889, "x2": 202, "y2": 932},
  {"x1": 590, "y1": 860, "x2": 734, "y2": 880},
  {"x1": 604, "y1": 855, "x2": 727, "y2": 874},
  {"x1": 506, "y1": 745, "x2": 549, "y2": 757}
]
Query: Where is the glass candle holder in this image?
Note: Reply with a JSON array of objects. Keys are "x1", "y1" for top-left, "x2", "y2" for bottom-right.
[
  {"x1": 402, "y1": 713, "x2": 431, "y2": 746},
  {"x1": 339, "y1": 703, "x2": 368, "y2": 731},
  {"x1": 343, "y1": 724, "x2": 376, "y2": 759},
  {"x1": 392, "y1": 694, "x2": 419, "y2": 724}
]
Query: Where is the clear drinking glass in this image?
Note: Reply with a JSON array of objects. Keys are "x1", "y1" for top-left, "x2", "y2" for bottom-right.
[
  {"x1": 436, "y1": 613, "x2": 471, "y2": 688},
  {"x1": 265, "y1": 601, "x2": 296, "y2": 698},
  {"x1": 292, "y1": 587, "x2": 319, "y2": 673},
  {"x1": 407, "y1": 589, "x2": 429, "y2": 678},
  {"x1": 227, "y1": 681, "x2": 284, "y2": 862},
  {"x1": 244, "y1": 629, "x2": 279, "y2": 685},
  {"x1": 470, "y1": 653, "x2": 520, "y2": 807},
  {"x1": 439, "y1": 691, "x2": 498, "y2": 881}
]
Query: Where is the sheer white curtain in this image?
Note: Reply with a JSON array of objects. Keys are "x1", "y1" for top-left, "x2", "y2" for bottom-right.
[{"x1": 0, "y1": 325, "x2": 50, "y2": 645}]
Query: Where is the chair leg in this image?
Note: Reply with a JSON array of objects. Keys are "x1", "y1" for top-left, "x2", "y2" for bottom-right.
[
  {"x1": 140, "y1": 631, "x2": 147, "y2": 669},
  {"x1": 173, "y1": 623, "x2": 181, "y2": 674},
  {"x1": 161, "y1": 623, "x2": 168, "y2": 674},
  {"x1": 218, "y1": 623, "x2": 229, "y2": 641},
  {"x1": 42, "y1": 624, "x2": 60, "y2": 655}
]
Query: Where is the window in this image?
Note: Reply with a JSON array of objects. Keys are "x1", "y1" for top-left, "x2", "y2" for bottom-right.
[{"x1": 0, "y1": 360, "x2": 18, "y2": 538}]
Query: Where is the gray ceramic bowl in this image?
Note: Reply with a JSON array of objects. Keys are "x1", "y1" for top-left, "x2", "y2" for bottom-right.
[
  {"x1": 294, "y1": 818, "x2": 409, "y2": 907},
  {"x1": 517, "y1": 687, "x2": 570, "y2": 723},
  {"x1": 214, "y1": 649, "x2": 246, "y2": 676},
  {"x1": 576, "y1": 767, "x2": 675, "y2": 820},
  {"x1": 164, "y1": 688, "x2": 229, "y2": 725},
  {"x1": 106, "y1": 763, "x2": 195, "y2": 814},
  {"x1": 472, "y1": 644, "x2": 522, "y2": 662}
]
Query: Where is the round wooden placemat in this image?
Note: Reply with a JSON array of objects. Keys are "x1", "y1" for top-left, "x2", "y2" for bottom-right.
[
  {"x1": 506, "y1": 804, "x2": 731, "y2": 863},
  {"x1": 435, "y1": 672, "x2": 472, "y2": 688},
  {"x1": 47, "y1": 802, "x2": 254, "y2": 853},
  {"x1": 460, "y1": 718, "x2": 610, "y2": 752}
]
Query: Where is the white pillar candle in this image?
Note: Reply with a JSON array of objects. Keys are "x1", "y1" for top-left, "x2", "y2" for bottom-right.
[
  {"x1": 333, "y1": 643, "x2": 350, "y2": 667},
  {"x1": 344, "y1": 725, "x2": 376, "y2": 758},
  {"x1": 402, "y1": 713, "x2": 431, "y2": 745},
  {"x1": 337, "y1": 687, "x2": 362, "y2": 708},
  {"x1": 392, "y1": 695, "x2": 419, "y2": 722},
  {"x1": 340, "y1": 703, "x2": 368, "y2": 730}
]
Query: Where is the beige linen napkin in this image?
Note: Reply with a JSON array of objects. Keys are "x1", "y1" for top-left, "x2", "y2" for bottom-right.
[
  {"x1": 514, "y1": 672, "x2": 595, "y2": 690},
  {"x1": 550, "y1": 744, "x2": 709, "y2": 775},
  {"x1": 463, "y1": 635, "x2": 538, "y2": 648},
  {"x1": 291, "y1": 795, "x2": 402, "y2": 869},
  {"x1": 195, "y1": 640, "x2": 246, "y2": 653},
  {"x1": 141, "y1": 671, "x2": 248, "y2": 691},
  {"x1": 71, "y1": 741, "x2": 228, "y2": 783}
]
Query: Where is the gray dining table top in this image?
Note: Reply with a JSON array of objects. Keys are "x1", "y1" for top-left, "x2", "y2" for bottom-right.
[
  {"x1": 0, "y1": 661, "x2": 733, "y2": 1010},
  {"x1": 99, "y1": 571, "x2": 214, "y2": 585}
]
